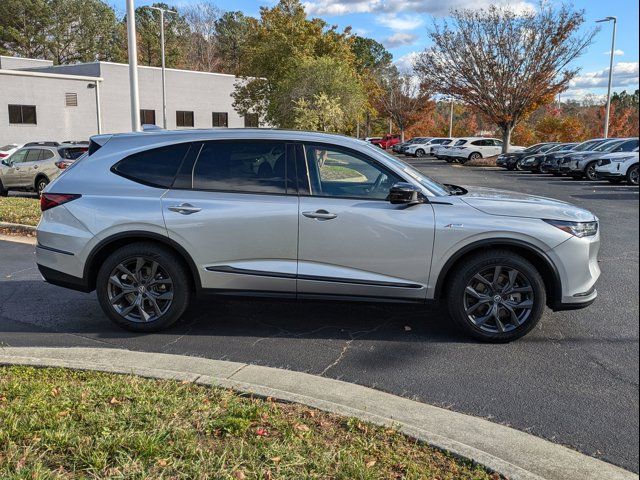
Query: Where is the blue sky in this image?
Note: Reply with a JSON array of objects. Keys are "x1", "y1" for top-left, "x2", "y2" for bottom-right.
[{"x1": 116, "y1": 0, "x2": 639, "y2": 100}]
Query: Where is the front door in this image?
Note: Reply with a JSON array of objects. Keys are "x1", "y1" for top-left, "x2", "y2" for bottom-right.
[
  {"x1": 1, "y1": 149, "x2": 29, "y2": 187},
  {"x1": 162, "y1": 140, "x2": 299, "y2": 294},
  {"x1": 296, "y1": 143, "x2": 435, "y2": 300}
]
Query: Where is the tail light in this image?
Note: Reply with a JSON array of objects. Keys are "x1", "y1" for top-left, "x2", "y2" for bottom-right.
[
  {"x1": 54, "y1": 160, "x2": 73, "y2": 169},
  {"x1": 0, "y1": 153, "x2": 7, "y2": 158},
  {"x1": 40, "y1": 193, "x2": 81, "y2": 212}
]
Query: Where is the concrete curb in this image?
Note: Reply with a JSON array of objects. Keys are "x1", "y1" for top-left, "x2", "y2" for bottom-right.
[
  {"x1": 0, "y1": 221, "x2": 36, "y2": 236},
  {"x1": 0, "y1": 347, "x2": 636, "y2": 480}
]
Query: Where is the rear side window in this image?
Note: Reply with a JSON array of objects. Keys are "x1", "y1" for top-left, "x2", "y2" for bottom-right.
[
  {"x1": 112, "y1": 143, "x2": 191, "y2": 188},
  {"x1": 40, "y1": 150, "x2": 55, "y2": 160},
  {"x1": 193, "y1": 141, "x2": 287, "y2": 194},
  {"x1": 25, "y1": 149, "x2": 42, "y2": 162},
  {"x1": 59, "y1": 147, "x2": 87, "y2": 160}
]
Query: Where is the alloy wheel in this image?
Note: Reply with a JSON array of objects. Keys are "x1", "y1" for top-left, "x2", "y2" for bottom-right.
[
  {"x1": 463, "y1": 266, "x2": 534, "y2": 334},
  {"x1": 107, "y1": 256, "x2": 174, "y2": 323},
  {"x1": 37, "y1": 179, "x2": 48, "y2": 195},
  {"x1": 585, "y1": 163, "x2": 597, "y2": 181},
  {"x1": 629, "y1": 165, "x2": 639, "y2": 186}
]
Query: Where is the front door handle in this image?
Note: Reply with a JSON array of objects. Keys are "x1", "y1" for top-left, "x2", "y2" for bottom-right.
[
  {"x1": 168, "y1": 203, "x2": 201, "y2": 215},
  {"x1": 302, "y1": 209, "x2": 337, "y2": 220}
]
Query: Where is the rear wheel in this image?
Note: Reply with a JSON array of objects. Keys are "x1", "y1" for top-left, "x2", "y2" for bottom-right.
[
  {"x1": 96, "y1": 242, "x2": 192, "y2": 332},
  {"x1": 415, "y1": 149, "x2": 425, "y2": 157},
  {"x1": 627, "y1": 164, "x2": 639, "y2": 186},
  {"x1": 469, "y1": 152, "x2": 482, "y2": 162},
  {"x1": 446, "y1": 250, "x2": 546, "y2": 342},
  {"x1": 35, "y1": 176, "x2": 49, "y2": 196},
  {"x1": 584, "y1": 162, "x2": 598, "y2": 181}
]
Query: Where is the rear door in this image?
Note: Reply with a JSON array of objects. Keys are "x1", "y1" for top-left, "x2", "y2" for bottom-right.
[
  {"x1": 296, "y1": 143, "x2": 434, "y2": 300},
  {"x1": 162, "y1": 140, "x2": 299, "y2": 293}
]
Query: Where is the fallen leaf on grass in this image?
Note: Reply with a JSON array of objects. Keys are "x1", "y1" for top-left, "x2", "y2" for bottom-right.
[
  {"x1": 109, "y1": 397, "x2": 120, "y2": 405},
  {"x1": 255, "y1": 428, "x2": 269, "y2": 437},
  {"x1": 295, "y1": 423, "x2": 310, "y2": 432},
  {"x1": 366, "y1": 459, "x2": 377, "y2": 468},
  {"x1": 233, "y1": 471, "x2": 246, "y2": 480}
]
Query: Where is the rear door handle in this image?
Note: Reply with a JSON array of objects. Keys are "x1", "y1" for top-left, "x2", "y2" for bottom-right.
[
  {"x1": 302, "y1": 209, "x2": 337, "y2": 220},
  {"x1": 168, "y1": 203, "x2": 201, "y2": 215}
]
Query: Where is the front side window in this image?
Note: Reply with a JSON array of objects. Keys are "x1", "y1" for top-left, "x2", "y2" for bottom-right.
[
  {"x1": 193, "y1": 141, "x2": 287, "y2": 194},
  {"x1": 453, "y1": 140, "x2": 467, "y2": 146},
  {"x1": 7, "y1": 149, "x2": 29, "y2": 164},
  {"x1": 614, "y1": 139, "x2": 639, "y2": 152},
  {"x1": 112, "y1": 143, "x2": 192, "y2": 188},
  {"x1": 212, "y1": 112, "x2": 228, "y2": 127},
  {"x1": 176, "y1": 111, "x2": 194, "y2": 127},
  {"x1": 303, "y1": 144, "x2": 402, "y2": 200},
  {"x1": 8, "y1": 105, "x2": 37, "y2": 125}
]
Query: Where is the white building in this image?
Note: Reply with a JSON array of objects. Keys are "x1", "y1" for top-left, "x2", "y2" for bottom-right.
[{"x1": 0, "y1": 56, "x2": 258, "y2": 145}]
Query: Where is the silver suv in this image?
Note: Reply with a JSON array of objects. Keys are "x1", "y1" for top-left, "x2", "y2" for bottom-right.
[
  {"x1": 0, "y1": 143, "x2": 88, "y2": 196},
  {"x1": 36, "y1": 130, "x2": 600, "y2": 342}
]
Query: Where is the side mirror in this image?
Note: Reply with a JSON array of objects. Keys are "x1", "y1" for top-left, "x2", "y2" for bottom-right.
[
  {"x1": 388, "y1": 182, "x2": 424, "y2": 206},
  {"x1": 1, "y1": 159, "x2": 11, "y2": 167}
]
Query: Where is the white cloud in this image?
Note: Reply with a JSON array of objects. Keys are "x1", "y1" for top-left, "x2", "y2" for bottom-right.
[
  {"x1": 384, "y1": 32, "x2": 419, "y2": 48},
  {"x1": 376, "y1": 14, "x2": 424, "y2": 31},
  {"x1": 303, "y1": 0, "x2": 536, "y2": 17},
  {"x1": 394, "y1": 51, "x2": 421, "y2": 73},
  {"x1": 569, "y1": 62, "x2": 639, "y2": 89},
  {"x1": 602, "y1": 49, "x2": 625, "y2": 56}
]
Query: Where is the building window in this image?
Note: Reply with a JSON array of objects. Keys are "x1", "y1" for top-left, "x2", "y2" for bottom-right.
[
  {"x1": 8, "y1": 105, "x2": 37, "y2": 125},
  {"x1": 65, "y1": 93, "x2": 78, "y2": 107},
  {"x1": 212, "y1": 112, "x2": 228, "y2": 128},
  {"x1": 140, "y1": 109, "x2": 156, "y2": 125},
  {"x1": 244, "y1": 114, "x2": 259, "y2": 128},
  {"x1": 176, "y1": 110, "x2": 194, "y2": 127}
]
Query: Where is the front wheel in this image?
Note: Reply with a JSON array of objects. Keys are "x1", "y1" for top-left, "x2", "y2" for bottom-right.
[
  {"x1": 469, "y1": 152, "x2": 482, "y2": 162},
  {"x1": 446, "y1": 250, "x2": 546, "y2": 342},
  {"x1": 627, "y1": 164, "x2": 639, "y2": 186},
  {"x1": 415, "y1": 149, "x2": 425, "y2": 158},
  {"x1": 96, "y1": 242, "x2": 192, "y2": 332}
]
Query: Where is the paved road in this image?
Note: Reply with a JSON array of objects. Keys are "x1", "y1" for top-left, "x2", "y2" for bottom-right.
[{"x1": 1, "y1": 159, "x2": 638, "y2": 472}]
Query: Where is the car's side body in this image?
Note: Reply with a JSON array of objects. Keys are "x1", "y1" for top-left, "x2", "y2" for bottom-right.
[
  {"x1": 567, "y1": 138, "x2": 639, "y2": 180},
  {"x1": 595, "y1": 150, "x2": 639, "y2": 185},
  {"x1": 0, "y1": 143, "x2": 88, "y2": 195},
  {"x1": 36, "y1": 129, "x2": 600, "y2": 325}
]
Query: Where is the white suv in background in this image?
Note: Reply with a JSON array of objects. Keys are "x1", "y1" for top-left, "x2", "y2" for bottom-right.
[
  {"x1": 405, "y1": 138, "x2": 453, "y2": 157},
  {"x1": 595, "y1": 149, "x2": 639, "y2": 185},
  {"x1": 445, "y1": 138, "x2": 524, "y2": 163}
]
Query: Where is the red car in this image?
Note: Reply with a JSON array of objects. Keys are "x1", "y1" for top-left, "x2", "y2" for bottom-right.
[{"x1": 370, "y1": 134, "x2": 401, "y2": 149}]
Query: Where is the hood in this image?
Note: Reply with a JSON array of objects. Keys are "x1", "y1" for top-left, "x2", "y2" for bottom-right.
[{"x1": 459, "y1": 186, "x2": 596, "y2": 222}]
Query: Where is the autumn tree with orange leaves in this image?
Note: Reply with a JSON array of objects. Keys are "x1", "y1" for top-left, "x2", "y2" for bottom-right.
[{"x1": 415, "y1": 3, "x2": 596, "y2": 152}]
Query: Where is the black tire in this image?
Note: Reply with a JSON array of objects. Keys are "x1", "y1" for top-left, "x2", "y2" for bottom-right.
[
  {"x1": 515, "y1": 160, "x2": 525, "y2": 171},
  {"x1": 96, "y1": 242, "x2": 192, "y2": 332},
  {"x1": 0, "y1": 179, "x2": 7, "y2": 197},
  {"x1": 584, "y1": 162, "x2": 598, "y2": 181},
  {"x1": 35, "y1": 176, "x2": 49, "y2": 196},
  {"x1": 469, "y1": 152, "x2": 482, "y2": 162},
  {"x1": 506, "y1": 164, "x2": 515, "y2": 171},
  {"x1": 415, "y1": 149, "x2": 425, "y2": 158},
  {"x1": 446, "y1": 250, "x2": 546, "y2": 342},
  {"x1": 539, "y1": 164, "x2": 549, "y2": 174},
  {"x1": 627, "y1": 164, "x2": 639, "y2": 186}
]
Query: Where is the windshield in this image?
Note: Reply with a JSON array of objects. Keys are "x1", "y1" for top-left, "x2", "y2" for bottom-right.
[
  {"x1": 523, "y1": 143, "x2": 546, "y2": 153},
  {"x1": 596, "y1": 140, "x2": 624, "y2": 152},
  {"x1": 538, "y1": 143, "x2": 559, "y2": 153},
  {"x1": 453, "y1": 139, "x2": 468, "y2": 146},
  {"x1": 366, "y1": 144, "x2": 450, "y2": 196},
  {"x1": 574, "y1": 139, "x2": 605, "y2": 152}
]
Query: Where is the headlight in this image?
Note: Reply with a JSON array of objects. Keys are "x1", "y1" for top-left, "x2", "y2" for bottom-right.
[
  {"x1": 611, "y1": 156, "x2": 634, "y2": 163},
  {"x1": 544, "y1": 219, "x2": 598, "y2": 237}
]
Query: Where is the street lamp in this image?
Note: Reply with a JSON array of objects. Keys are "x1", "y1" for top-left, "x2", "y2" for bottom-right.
[
  {"x1": 596, "y1": 16, "x2": 617, "y2": 138},
  {"x1": 448, "y1": 98, "x2": 454, "y2": 138},
  {"x1": 125, "y1": 0, "x2": 140, "y2": 132},
  {"x1": 148, "y1": 6, "x2": 178, "y2": 129}
]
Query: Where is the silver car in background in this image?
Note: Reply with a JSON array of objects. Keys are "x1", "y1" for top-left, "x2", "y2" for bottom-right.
[
  {"x1": 0, "y1": 143, "x2": 88, "y2": 196},
  {"x1": 36, "y1": 129, "x2": 600, "y2": 342}
]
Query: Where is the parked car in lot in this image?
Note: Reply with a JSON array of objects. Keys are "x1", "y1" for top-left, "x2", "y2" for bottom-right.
[
  {"x1": 370, "y1": 134, "x2": 401, "y2": 149},
  {"x1": 555, "y1": 138, "x2": 612, "y2": 176},
  {"x1": 0, "y1": 143, "x2": 24, "y2": 160},
  {"x1": 405, "y1": 138, "x2": 454, "y2": 157},
  {"x1": 0, "y1": 143, "x2": 88, "y2": 196},
  {"x1": 497, "y1": 142, "x2": 559, "y2": 171},
  {"x1": 36, "y1": 129, "x2": 600, "y2": 342},
  {"x1": 433, "y1": 139, "x2": 458, "y2": 159},
  {"x1": 566, "y1": 138, "x2": 639, "y2": 180},
  {"x1": 595, "y1": 149, "x2": 639, "y2": 185},
  {"x1": 445, "y1": 138, "x2": 524, "y2": 163},
  {"x1": 392, "y1": 137, "x2": 431, "y2": 154}
]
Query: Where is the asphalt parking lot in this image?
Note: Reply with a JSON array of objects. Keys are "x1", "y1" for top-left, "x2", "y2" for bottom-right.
[{"x1": 0, "y1": 157, "x2": 638, "y2": 472}]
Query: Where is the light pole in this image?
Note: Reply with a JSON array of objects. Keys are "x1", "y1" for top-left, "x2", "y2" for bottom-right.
[
  {"x1": 596, "y1": 16, "x2": 617, "y2": 138},
  {"x1": 126, "y1": 0, "x2": 140, "y2": 131},
  {"x1": 148, "y1": 6, "x2": 177, "y2": 129},
  {"x1": 448, "y1": 98, "x2": 454, "y2": 138}
]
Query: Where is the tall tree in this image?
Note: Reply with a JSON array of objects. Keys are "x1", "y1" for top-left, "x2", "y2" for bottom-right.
[
  {"x1": 212, "y1": 11, "x2": 251, "y2": 74},
  {"x1": 0, "y1": 0, "x2": 50, "y2": 59},
  {"x1": 182, "y1": 1, "x2": 222, "y2": 72},
  {"x1": 232, "y1": 0, "x2": 364, "y2": 130},
  {"x1": 377, "y1": 75, "x2": 429, "y2": 142},
  {"x1": 415, "y1": 4, "x2": 596, "y2": 152}
]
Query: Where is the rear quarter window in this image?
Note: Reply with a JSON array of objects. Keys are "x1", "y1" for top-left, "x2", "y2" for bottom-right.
[{"x1": 112, "y1": 143, "x2": 192, "y2": 188}]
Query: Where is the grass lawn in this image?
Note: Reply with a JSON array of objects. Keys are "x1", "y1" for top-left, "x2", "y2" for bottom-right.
[
  {"x1": 0, "y1": 366, "x2": 498, "y2": 479},
  {"x1": 0, "y1": 197, "x2": 41, "y2": 226}
]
